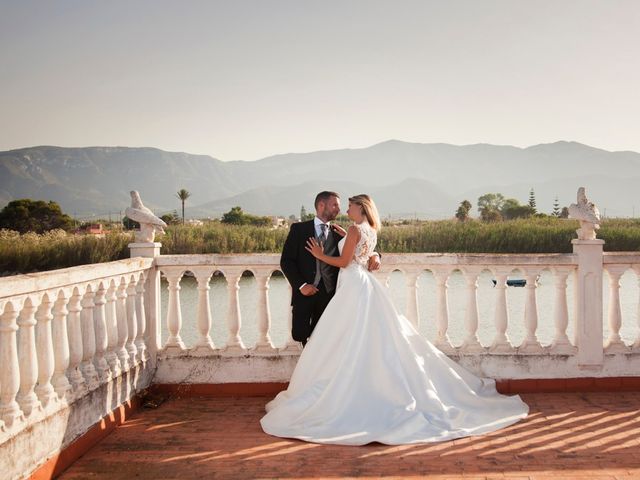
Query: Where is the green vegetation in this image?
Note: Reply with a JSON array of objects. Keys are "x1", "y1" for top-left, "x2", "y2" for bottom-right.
[
  {"x1": 161, "y1": 223, "x2": 288, "y2": 254},
  {"x1": 0, "y1": 229, "x2": 133, "y2": 274},
  {"x1": 455, "y1": 200, "x2": 472, "y2": 222},
  {"x1": 4, "y1": 217, "x2": 640, "y2": 275},
  {"x1": 0, "y1": 199, "x2": 74, "y2": 233},
  {"x1": 221, "y1": 206, "x2": 272, "y2": 227}
]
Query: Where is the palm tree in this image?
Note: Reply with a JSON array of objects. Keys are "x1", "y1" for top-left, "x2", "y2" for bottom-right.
[{"x1": 176, "y1": 189, "x2": 191, "y2": 224}]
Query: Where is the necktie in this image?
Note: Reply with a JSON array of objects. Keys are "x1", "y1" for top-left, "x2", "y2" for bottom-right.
[{"x1": 319, "y1": 223, "x2": 328, "y2": 242}]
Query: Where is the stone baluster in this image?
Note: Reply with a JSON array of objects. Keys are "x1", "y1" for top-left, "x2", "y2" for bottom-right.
[
  {"x1": 34, "y1": 293, "x2": 57, "y2": 408},
  {"x1": 461, "y1": 268, "x2": 483, "y2": 353},
  {"x1": 433, "y1": 269, "x2": 453, "y2": 352},
  {"x1": 550, "y1": 267, "x2": 576, "y2": 354},
  {"x1": 16, "y1": 297, "x2": 42, "y2": 416},
  {"x1": 104, "y1": 280, "x2": 121, "y2": 377},
  {"x1": 518, "y1": 270, "x2": 542, "y2": 354},
  {"x1": 93, "y1": 282, "x2": 111, "y2": 381},
  {"x1": 280, "y1": 282, "x2": 302, "y2": 354},
  {"x1": 80, "y1": 287, "x2": 99, "y2": 389},
  {"x1": 191, "y1": 267, "x2": 215, "y2": 356},
  {"x1": 164, "y1": 269, "x2": 186, "y2": 354},
  {"x1": 222, "y1": 268, "x2": 246, "y2": 355},
  {"x1": 125, "y1": 276, "x2": 139, "y2": 363},
  {"x1": 115, "y1": 278, "x2": 130, "y2": 371},
  {"x1": 252, "y1": 270, "x2": 276, "y2": 354},
  {"x1": 51, "y1": 291, "x2": 71, "y2": 399},
  {"x1": 605, "y1": 265, "x2": 629, "y2": 353},
  {"x1": 405, "y1": 270, "x2": 420, "y2": 328},
  {"x1": 490, "y1": 270, "x2": 513, "y2": 354},
  {"x1": 0, "y1": 301, "x2": 24, "y2": 427},
  {"x1": 134, "y1": 272, "x2": 148, "y2": 362},
  {"x1": 66, "y1": 288, "x2": 87, "y2": 395}
]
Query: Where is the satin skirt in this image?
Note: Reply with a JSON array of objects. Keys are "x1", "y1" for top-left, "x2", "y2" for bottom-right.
[{"x1": 261, "y1": 263, "x2": 529, "y2": 445}]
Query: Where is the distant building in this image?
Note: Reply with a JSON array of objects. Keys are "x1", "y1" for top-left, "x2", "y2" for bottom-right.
[
  {"x1": 75, "y1": 223, "x2": 105, "y2": 237},
  {"x1": 271, "y1": 216, "x2": 286, "y2": 228}
]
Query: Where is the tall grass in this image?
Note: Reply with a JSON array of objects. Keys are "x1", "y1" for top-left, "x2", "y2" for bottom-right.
[
  {"x1": 161, "y1": 224, "x2": 289, "y2": 254},
  {"x1": 2, "y1": 217, "x2": 640, "y2": 275},
  {"x1": 379, "y1": 218, "x2": 580, "y2": 253},
  {"x1": 0, "y1": 229, "x2": 133, "y2": 275}
]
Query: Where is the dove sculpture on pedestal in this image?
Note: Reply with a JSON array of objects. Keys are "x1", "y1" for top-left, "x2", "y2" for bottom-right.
[
  {"x1": 124, "y1": 191, "x2": 167, "y2": 243},
  {"x1": 568, "y1": 187, "x2": 601, "y2": 240}
]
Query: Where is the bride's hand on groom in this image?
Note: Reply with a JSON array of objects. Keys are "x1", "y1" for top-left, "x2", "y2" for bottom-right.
[
  {"x1": 305, "y1": 237, "x2": 323, "y2": 258},
  {"x1": 331, "y1": 224, "x2": 347, "y2": 237},
  {"x1": 367, "y1": 253, "x2": 381, "y2": 272}
]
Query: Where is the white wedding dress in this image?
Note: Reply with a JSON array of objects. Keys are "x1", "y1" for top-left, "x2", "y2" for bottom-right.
[{"x1": 261, "y1": 222, "x2": 528, "y2": 445}]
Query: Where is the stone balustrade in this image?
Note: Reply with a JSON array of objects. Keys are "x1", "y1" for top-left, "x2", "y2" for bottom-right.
[
  {"x1": 155, "y1": 253, "x2": 583, "y2": 357},
  {"x1": 0, "y1": 257, "x2": 153, "y2": 473},
  {"x1": 4, "y1": 238, "x2": 640, "y2": 479}
]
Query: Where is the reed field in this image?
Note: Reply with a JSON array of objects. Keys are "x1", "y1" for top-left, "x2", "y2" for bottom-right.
[{"x1": 3, "y1": 217, "x2": 640, "y2": 275}]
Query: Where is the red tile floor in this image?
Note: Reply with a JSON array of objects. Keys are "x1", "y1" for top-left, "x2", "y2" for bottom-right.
[{"x1": 59, "y1": 392, "x2": 640, "y2": 479}]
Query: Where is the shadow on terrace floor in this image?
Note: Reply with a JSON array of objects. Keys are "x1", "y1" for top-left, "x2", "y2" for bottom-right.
[{"x1": 59, "y1": 392, "x2": 640, "y2": 479}]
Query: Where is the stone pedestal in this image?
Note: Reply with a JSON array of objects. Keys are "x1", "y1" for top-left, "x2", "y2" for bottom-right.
[
  {"x1": 572, "y1": 239, "x2": 604, "y2": 369},
  {"x1": 128, "y1": 242, "x2": 161, "y2": 259}
]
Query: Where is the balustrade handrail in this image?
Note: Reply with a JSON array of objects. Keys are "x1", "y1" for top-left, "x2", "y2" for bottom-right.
[
  {"x1": 0, "y1": 258, "x2": 154, "y2": 300},
  {"x1": 156, "y1": 252, "x2": 578, "y2": 265},
  {"x1": 603, "y1": 252, "x2": 640, "y2": 264}
]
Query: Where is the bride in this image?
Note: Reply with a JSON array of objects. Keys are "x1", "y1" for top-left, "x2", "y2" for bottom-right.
[{"x1": 261, "y1": 194, "x2": 528, "y2": 445}]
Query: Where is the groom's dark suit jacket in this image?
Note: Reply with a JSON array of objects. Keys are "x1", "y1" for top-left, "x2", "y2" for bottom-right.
[{"x1": 280, "y1": 219, "x2": 340, "y2": 303}]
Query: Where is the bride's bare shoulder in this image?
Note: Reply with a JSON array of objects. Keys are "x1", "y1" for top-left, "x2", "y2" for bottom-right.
[{"x1": 347, "y1": 224, "x2": 361, "y2": 239}]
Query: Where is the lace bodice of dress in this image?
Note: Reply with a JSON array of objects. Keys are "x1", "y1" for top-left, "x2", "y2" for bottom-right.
[{"x1": 338, "y1": 221, "x2": 377, "y2": 267}]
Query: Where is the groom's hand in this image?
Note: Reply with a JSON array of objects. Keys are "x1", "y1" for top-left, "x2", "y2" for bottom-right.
[
  {"x1": 300, "y1": 284, "x2": 319, "y2": 296},
  {"x1": 367, "y1": 253, "x2": 381, "y2": 272}
]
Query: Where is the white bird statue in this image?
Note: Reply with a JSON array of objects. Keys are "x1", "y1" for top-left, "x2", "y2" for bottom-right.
[
  {"x1": 568, "y1": 187, "x2": 601, "y2": 240},
  {"x1": 125, "y1": 191, "x2": 167, "y2": 243}
]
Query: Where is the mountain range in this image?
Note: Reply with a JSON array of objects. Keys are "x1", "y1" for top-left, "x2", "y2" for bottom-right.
[{"x1": 1, "y1": 140, "x2": 639, "y2": 219}]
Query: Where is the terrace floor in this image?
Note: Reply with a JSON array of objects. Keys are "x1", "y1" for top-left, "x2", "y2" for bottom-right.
[{"x1": 59, "y1": 391, "x2": 640, "y2": 479}]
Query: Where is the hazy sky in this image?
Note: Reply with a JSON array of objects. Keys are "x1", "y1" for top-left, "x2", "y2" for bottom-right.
[{"x1": 1, "y1": 0, "x2": 639, "y2": 161}]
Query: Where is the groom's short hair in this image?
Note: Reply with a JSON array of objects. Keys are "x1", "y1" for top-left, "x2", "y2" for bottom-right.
[{"x1": 315, "y1": 191, "x2": 340, "y2": 209}]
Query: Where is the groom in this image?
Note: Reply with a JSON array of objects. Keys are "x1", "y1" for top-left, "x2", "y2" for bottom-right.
[{"x1": 280, "y1": 191, "x2": 381, "y2": 346}]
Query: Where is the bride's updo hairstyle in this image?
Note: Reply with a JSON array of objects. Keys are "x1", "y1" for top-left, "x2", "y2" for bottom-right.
[{"x1": 348, "y1": 194, "x2": 381, "y2": 231}]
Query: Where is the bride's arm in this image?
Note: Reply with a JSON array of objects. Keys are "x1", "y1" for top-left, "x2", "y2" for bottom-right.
[{"x1": 305, "y1": 225, "x2": 360, "y2": 268}]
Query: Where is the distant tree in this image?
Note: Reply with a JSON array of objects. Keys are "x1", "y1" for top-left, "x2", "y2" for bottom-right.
[
  {"x1": 0, "y1": 199, "x2": 74, "y2": 233},
  {"x1": 503, "y1": 204, "x2": 536, "y2": 220},
  {"x1": 122, "y1": 216, "x2": 140, "y2": 230},
  {"x1": 161, "y1": 210, "x2": 181, "y2": 225},
  {"x1": 528, "y1": 188, "x2": 537, "y2": 212},
  {"x1": 560, "y1": 206, "x2": 570, "y2": 219},
  {"x1": 222, "y1": 206, "x2": 245, "y2": 225},
  {"x1": 477, "y1": 193, "x2": 505, "y2": 222},
  {"x1": 221, "y1": 206, "x2": 271, "y2": 226},
  {"x1": 500, "y1": 198, "x2": 535, "y2": 220},
  {"x1": 552, "y1": 196, "x2": 561, "y2": 217},
  {"x1": 482, "y1": 209, "x2": 503, "y2": 222},
  {"x1": 176, "y1": 189, "x2": 191, "y2": 224},
  {"x1": 300, "y1": 205, "x2": 314, "y2": 221},
  {"x1": 455, "y1": 200, "x2": 472, "y2": 222}
]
